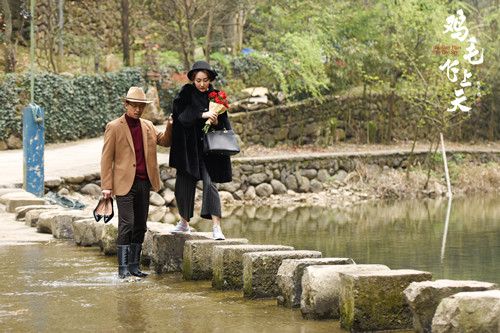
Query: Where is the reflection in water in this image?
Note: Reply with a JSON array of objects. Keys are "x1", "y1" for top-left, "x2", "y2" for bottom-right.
[
  {"x1": 0, "y1": 194, "x2": 498, "y2": 331},
  {"x1": 196, "y1": 194, "x2": 500, "y2": 284}
]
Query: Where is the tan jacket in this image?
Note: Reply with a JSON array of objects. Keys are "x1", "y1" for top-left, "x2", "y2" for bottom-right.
[{"x1": 100, "y1": 114, "x2": 171, "y2": 196}]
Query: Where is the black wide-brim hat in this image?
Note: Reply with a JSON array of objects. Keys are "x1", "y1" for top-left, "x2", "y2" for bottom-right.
[{"x1": 187, "y1": 61, "x2": 218, "y2": 81}]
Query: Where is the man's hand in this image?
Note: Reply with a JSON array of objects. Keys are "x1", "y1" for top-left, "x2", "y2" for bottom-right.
[{"x1": 102, "y1": 190, "x2": 112, "y2": 199}]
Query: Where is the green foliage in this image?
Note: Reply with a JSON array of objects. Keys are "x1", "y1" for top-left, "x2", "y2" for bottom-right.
[{"x1": 0, "y1": 68, "x2": 144, "y2": 142}]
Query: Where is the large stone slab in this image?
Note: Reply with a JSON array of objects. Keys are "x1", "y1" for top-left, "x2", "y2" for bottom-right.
[
  {"x1": 339, "y1": 269, "x2": 432, "y2": 332},
  {"x1": 0, "y1": 190, "x2": 34, "y2": 204},
  {"x1": 73, "y1": 218, "x2": 101, "y2": 246},
  {"x1": 212, "y1": 244, "x2": 294, "y2": 290},
  {"x1": 3, "y1": 192, "x2": 46, "y2": 213},
  {"x1": 432, "y1": 290, "x2": 500, "y2": 333},
  {"x1": 243, "y1": 250, "x2": 322, "y2": 299},
  {"x1": 50, "y1": 210, "x2": 87, "y2": 239},
  {"x1": 26, "y1": 208, "x2": 64, "y2": 227},
  {"x1": 150, "y1": 232, "x2": 212, "y2": 273},
  {"x1": 142, "y1": 222, "x2": 175, "y2": 265},
  {"x1": 37, "y1": 210, "x2": 65, "y2": 234},
  {"x1": 300, "y1": 264, "x2": 390, "y2": 320},
  {"x1": 183, "y1": 238, "x2": 249, "y2": 280},
  {"x1": 404, "y1": 279, "x2": 498, "y2": 333},
  {"x1": 15, "y1": 205, "x2": 60, "y2": 220},
  {"x1": 100, "y1": 220, "x2": 119, "y2": 255},
  {"x1": 277, "y1": 257, "x2": 356, "y2": 308}
]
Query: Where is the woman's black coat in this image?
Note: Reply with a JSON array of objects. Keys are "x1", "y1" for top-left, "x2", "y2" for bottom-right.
[{"x1": 169, "y1": 83, "x2": 232, "y2": 183}]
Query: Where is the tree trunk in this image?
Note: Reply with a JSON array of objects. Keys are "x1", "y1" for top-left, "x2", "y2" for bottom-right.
[
  {"x1": 204, "y1": 6, "x2": 214, "y2": 62},
  {"x1": 57, "y1": 0, "x2": 64, "y2": 70},
  {"x1": 121, "y1": 0, "x2": 130, "y2": 66},
  {"x1": 2, "y1": 0, "x2": 16, "y2": 72}
]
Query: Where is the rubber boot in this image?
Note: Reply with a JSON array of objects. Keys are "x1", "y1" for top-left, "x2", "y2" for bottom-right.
[
  {"x1": 128, "y1": 243, "x2": 148, "y2": 277},
  {"x1": 117, "y1": 245, "x2": 131, "y2": 279}
]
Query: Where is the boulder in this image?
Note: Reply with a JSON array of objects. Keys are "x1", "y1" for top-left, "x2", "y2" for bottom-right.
[
  {"x1": 244, "y1": 186, "x2": 256, "y2": 200},
  {"x1": 248, "y1": 173, "x2": 268, "y2": 185},
  {"x1": 183, "y1": 238, "x2": 249, "y2": 280},
  {"x1": 243, "y1": 250, "x2": 322, "y2": 299},
  {"x1": 432, "y1": 290, "x2": 500, "y2": 333},
  {"x1": 255, "y1": 183, "x2": 273, "y2": 197},
  {"x1": 404, "y1": 279, "x2": 498, "y2": 333},
  {"x1": 339, "y1": 269, "x2": 432, "y2": 332},
  {"x1": 149, "y1": 191, "x2": 166, "y2": 206},
  {"x1": 148, "y1": 205, "x2": 167, "y2": 222},
  {"x1": 301, "y1": 264, "x2": 390, "y2": 320},
  {"x1": 270, "y1": 179, "x2": 287, "y2": 194},
  {"x1": 161, "y1": 188, "x2": 175, "y2": 205},
  {"x1": 1, "y1": 192, "x2": 45, "y2": 212},
  {"x1": 80, "y1": 183, "x2": 102, "y2": 197},
  {"x1": 150, "y1": 232, "x2": 212, "y2": 273},
  {"x1": 44, "y1": 177, "x2": 62, "y2": 188},
  {"x1": 6, "y1": 134, "x2": 22, "y2": 149},
  {"x1": 277, "y1": 257, "x2": 355, "y2": 308},
  {"x1": 212, "y1": 244, "x2": 294, "y2": 290}
]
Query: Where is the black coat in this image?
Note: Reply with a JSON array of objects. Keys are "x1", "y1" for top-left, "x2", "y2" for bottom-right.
[{"x1": 169, "y1": 83, "x2": 232, "y2": 183}]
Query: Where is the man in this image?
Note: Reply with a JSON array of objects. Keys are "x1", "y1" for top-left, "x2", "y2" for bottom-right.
[{"x1": 101, "y1": 86, "x2": 172, "y2": 279}]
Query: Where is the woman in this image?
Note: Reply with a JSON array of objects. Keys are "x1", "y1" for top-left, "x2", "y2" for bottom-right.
[{"x1": 169, "y1": 61, "x2": 232, "y2": 240}]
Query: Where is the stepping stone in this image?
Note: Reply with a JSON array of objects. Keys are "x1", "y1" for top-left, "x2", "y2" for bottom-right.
[
  {"x1": 404, "y1": 279, "x2": 498, "y2": 333},
  {"x1": 100, "y1": 220, "x2": 119, "y2": 255},
  {"x1": 15, "y1": 205, "x2": 60, "y2": 220},
  {"x1": 2, "y1": 192, "x2": 45, "y2": 213},
  {"x1": 300, "y1": 264, "x2": 390, "y2": 320},
  {"x1": 50, "y1": 210, "x2": 88, "y2": 239},
  {"x1": 0, "y1": 190, "x2": 31, "y2": 204},
  {"x1": 25, "y1": 208, "x2": 64, "y2": 227},
  {"x1": 243, "y1": 250, "x2": 322, "y2": 299},
  {"x1": 142, "y1": 222, "x2": 175, "y2": 265},
  {"x1": 212, "y1": 244, "x2": 294, "y2": 290},
  {"x1": 37, "y1": 210, "x2": 65, "y2": 234},
  {"x1": 73, "y1": 218, "x2": 101, "y2": 246},
  {"x1": 432, "y1": 290, "x2": 500, "y2": 333},
  {"x1": 277, "y1": 257, "x2": 355, "y2": 308},
  {"x1": 183, "y1": 238, "x2": 249, "y2": 280},
  {"x1": 339, "y1": 269, "x2": 432, "y2": 332},
  {"x1": 150, "y1": 232, "x2": 212, "y2": 274}
]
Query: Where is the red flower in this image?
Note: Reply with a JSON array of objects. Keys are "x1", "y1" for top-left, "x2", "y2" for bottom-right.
[
  {"x1": 218, "y1": 91, "x2": 227, "y2": 99},
  {"x1": 214, "y1": 97, "x2": 222, "y2": 104},
  {"x1": 208, "y1": 91, "x2": 217, "y2": 99}
]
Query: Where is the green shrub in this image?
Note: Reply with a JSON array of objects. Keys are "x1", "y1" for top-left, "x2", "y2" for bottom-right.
[{"x1": 0, "y1": 68, "x2": 144, "y2": 142}]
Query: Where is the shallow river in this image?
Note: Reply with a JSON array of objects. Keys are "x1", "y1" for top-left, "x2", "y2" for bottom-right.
[{"x1": 1, "y1": 194, "x2": 498, "y2": 332}]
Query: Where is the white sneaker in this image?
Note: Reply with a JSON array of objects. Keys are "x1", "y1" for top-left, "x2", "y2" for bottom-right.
[
  {"x1": 213, "y1": 225, "x2": 225, "y2": 240},
  {"x1": 172, "y1": 220, "x2": 191, "y2": 234}
]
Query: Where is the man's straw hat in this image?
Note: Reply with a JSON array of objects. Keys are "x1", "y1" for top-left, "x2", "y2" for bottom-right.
[{"x1": 125, "y1": 87, "x2": 152, "y2": 104}]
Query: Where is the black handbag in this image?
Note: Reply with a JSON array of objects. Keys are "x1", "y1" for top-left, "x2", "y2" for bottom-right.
[{"x1": 203, "y1": 129, "x2": 240, "y2": 156}]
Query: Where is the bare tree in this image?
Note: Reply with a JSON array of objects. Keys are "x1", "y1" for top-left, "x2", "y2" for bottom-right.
[{"x1": 1, "y1": 0, "x2": 16, "y2": 72}]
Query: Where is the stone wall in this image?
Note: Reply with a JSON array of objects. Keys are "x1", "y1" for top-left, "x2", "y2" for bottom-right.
[{"x1": 229, "y1": 92, "x2": 498, "y2": 146}]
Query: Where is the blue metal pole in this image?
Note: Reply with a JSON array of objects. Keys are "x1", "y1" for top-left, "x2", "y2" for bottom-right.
[{"x1": 23, "y1": 105, "x2": 45, "y2": 197}]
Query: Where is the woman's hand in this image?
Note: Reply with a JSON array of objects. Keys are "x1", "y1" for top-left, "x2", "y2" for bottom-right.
[{"x1": 202, "y1": 110, "x2": 218, "y2": 124}]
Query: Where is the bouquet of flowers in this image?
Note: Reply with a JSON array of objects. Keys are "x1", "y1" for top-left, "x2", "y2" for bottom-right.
[{"x1": 203, "y1": 90, "x2": 229, "y2": 133}]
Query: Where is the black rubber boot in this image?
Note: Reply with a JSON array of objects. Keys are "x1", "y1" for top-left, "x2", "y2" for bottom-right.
[
  {"x1": 128, "y1": 243, "x2": 148, "y2": 277},
  {"x1": 117, "y1": 245, "x2": 131, "y2": 279}
]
